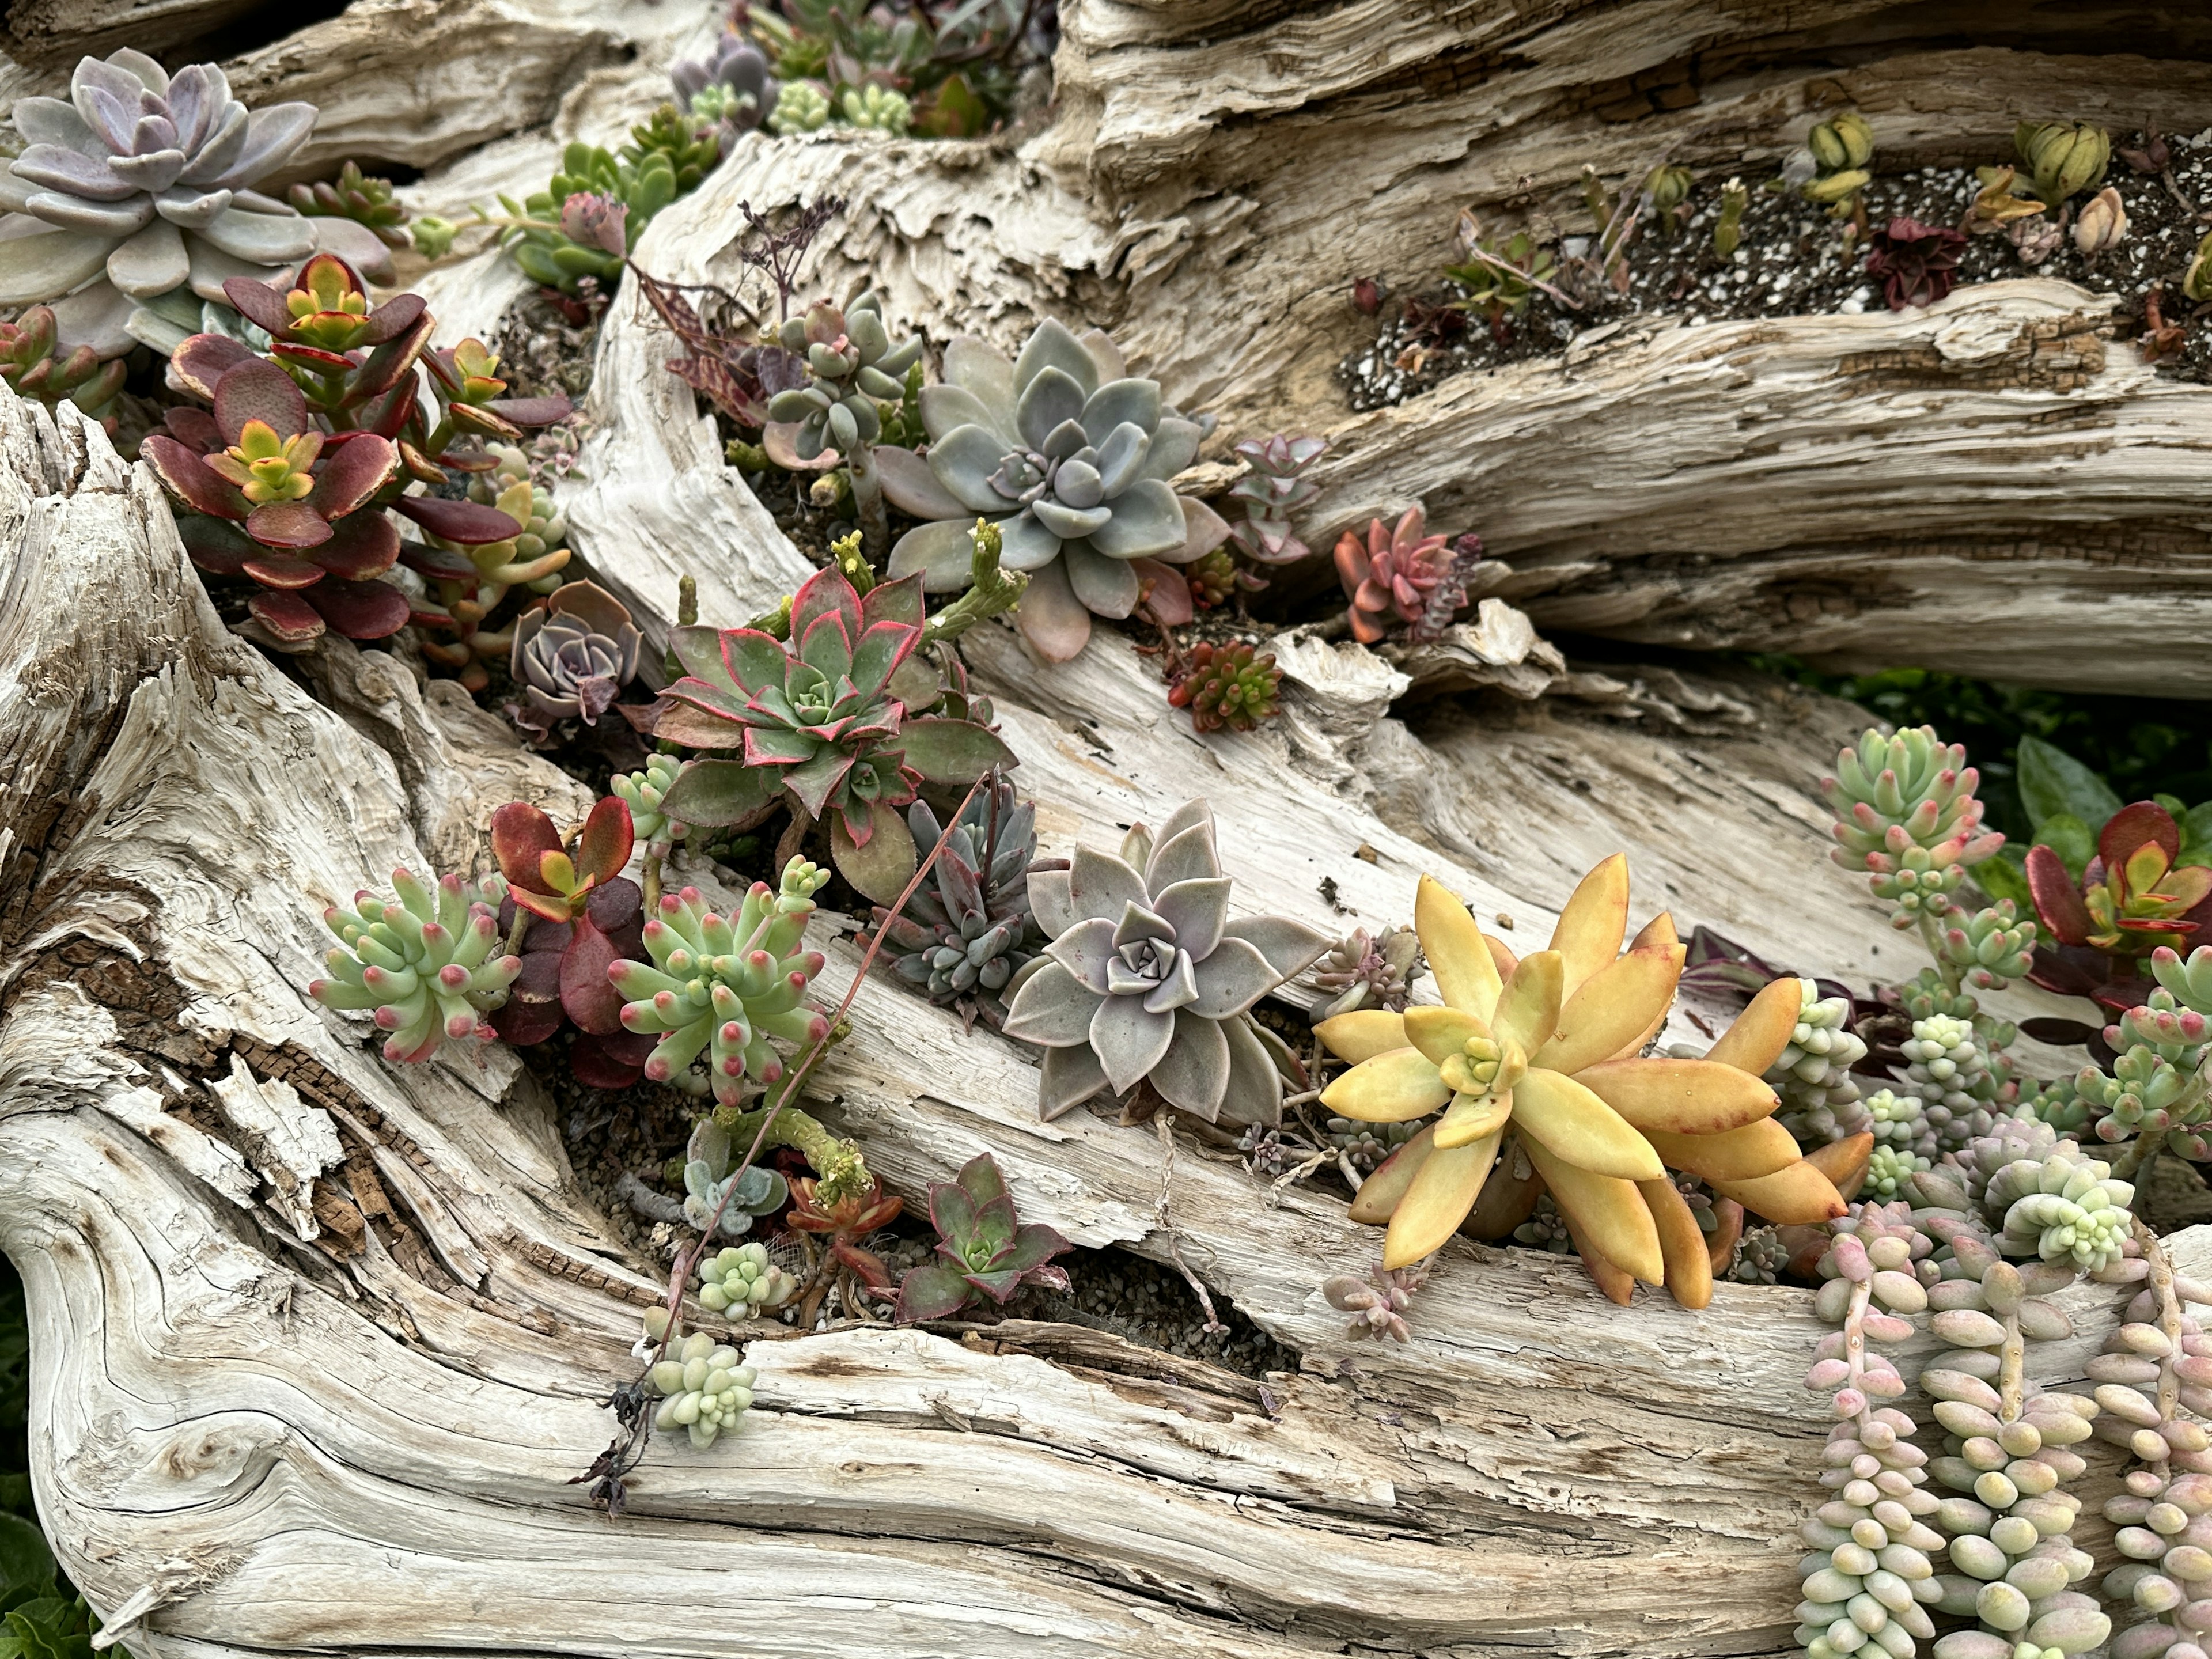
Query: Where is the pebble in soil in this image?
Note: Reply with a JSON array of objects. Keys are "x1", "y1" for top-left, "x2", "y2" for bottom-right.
[{"x1": 1341, "y1": 127, "x2": 2212, "y2": 410}]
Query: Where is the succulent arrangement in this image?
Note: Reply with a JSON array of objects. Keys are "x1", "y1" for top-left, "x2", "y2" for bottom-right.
[
  {"x1": 291, "y1": 160, "x2": 412, "y2": 252},
  {"x1": 0, "y1": 306, "x2": 127, "y2": 436},
  {"x1": 1167, "y1": 642, "x2": 1281, "y2": 733},
  {"x1": 1003, "y1": 799, "x2": 1331, "y2": 1124},
  {"x1": 1334, "y1": 506, "x2": 1474, "y2": 644},
  {"x1": 895, "y1": 1153, "x2": 1072, "y2": 1321},
  {"x1": 647, "y1": 563, "x2": 1016, "y2": 901},
  {"x1": 738, "y1": 0, "x2": 1044, "y2": 139},
  {"x1": 763, "y1": 290, "x2": 925, "y2": 552},
  {"x1": 881, "y1": 317, "x2": 1226, "y2": 661},
  {"x1": 309, "y1": 868, "x2": 520, "y2": 1064},
  {"x1": 675, "y1": 35, "x2": 781, "y2": 143},
  {"x1": 1308, "y1": 926, "x2": 1425, "y2": 1021}
]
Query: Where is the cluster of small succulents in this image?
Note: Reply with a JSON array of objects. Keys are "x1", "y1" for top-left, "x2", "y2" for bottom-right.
[
  {"x1": 1768, "y1": 979, "x2": 1871, "y2": 1144},
  {"x1": 0, "y1": 306, "x2": 127, "y2": 436},
  {"x1": 644, "y1": 1330, "x2": 757, "y2": 1448},
  {"x1": 1512, "y1": 1194, "x2": 1574, "y2": 1254},
  {"x1": 1725, "y1": 1223, "x2": 1787, "y2": 1284},
  {"x1": 763, "y1": 291, "x2": 924, "y2": 550},
  {"x1": 1321, "y1": 1263, "x2": 1427, "y2": 1342},
  {"x1": 681, "y1": 1116, "x2": 791, "y2": 1241},
  {"x1": 309, "y1": 868, "x2": 520, "y2": 1063},
  {"x1": 1002, "y1": 800, "x2": 1331, "y2": 1125},
  {"x1": 1309, "y1": 926, "x2": 1425, "y2": 1021},
  {"x1": 290, "y1": 160, "x2": 411, "y2": 251},
  {"x1": 1167, "y1": 642, "x2": 1282, "y2": 733},
  {"x1": 882, "y1": 317, "x2": 1225, "y2": 662},
  {"x1": 1328, "y1": 1116, "x2": 1421, "y2": 1175},
  {"x1": 697, "y1": 1242, "x2": 800, "y2": 1315},
  {"x1": 866, "y1": 779, "x2": 1048, "y2": 1029},
  {"x1": 648, "y1": 563, "x2": 1014, "y2": 902},
  {"x1": 497, "y1": 139, "x2": 683, "y2": 298},
  {"x1": 2070, "y1": 967, "x2": 2212, "y2": 1175},
  {"x1": 607, "y1": 858, "x2": 835, "y2": 1107},
  {"x1": 1333, "y1": 506, "x2": 1472, "y2": 645}
]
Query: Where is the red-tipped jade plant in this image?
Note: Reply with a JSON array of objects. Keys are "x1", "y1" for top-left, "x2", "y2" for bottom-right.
[
  {"x1": 141, "y1": 252, "x2": 570, "y2": 645},
  {"x1": 895, "y1": 1153, "x2": 1071, "y2": 1323},
  {"x1": 649, "y1": 565, "x2": 1017, "y2": 902},
  {"x1": 488, "y1": 797, "x2": 655, "y2": 1087}
]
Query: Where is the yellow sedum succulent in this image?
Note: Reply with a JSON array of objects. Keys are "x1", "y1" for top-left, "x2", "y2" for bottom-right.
[{"x1": 1316, "y1": 855, "x2": 1844, "y2": 1302}]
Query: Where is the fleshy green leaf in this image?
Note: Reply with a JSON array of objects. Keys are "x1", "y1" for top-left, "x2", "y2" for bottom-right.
[
  {"x1": 658, "y1": 758, "x2": 779, "y2": 828},
  {"x1": 898, "y1": 717, "x2": 1017, "y2": 784},
  {"x1": 895, "y1": 1262, "x2": 974, "y2": 1323},
  {"x1": 2032, "y1": 812, "x2": 2096, "y2": 881},
  {"x1": 2016, "y1": 736, "x2": 2122, "y2": 835}
]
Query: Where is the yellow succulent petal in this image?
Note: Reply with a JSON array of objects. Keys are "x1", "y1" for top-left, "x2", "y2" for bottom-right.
[
  {"x1": 1382, "y1": 1130, "x2": 1500, "y2": 1270},
  {"x1": 1702, "y1": 976, "x2": 1805, "y2": 1076},
  {"x1": 1434, "y1": 1090, "x2": 1514, "y2": 1148},
  {"x1": 1486, "y1": 934, "x2": 1518, "y2": 982},
  {"x1": 1512, "y1": 1066, "x2": 1663, "y2": 1181},
  {"x1": 1533, "y1": 944, "x2": 1684, "y2": 1074},
  {"x1": 1349, "y1": 1124, "x2": 1435, "y2": 1225},
  {"x1": 1708, "y1": 1160, "x2": 1847, "y2": 1227},
  {"x1": 1403, "y1": 1004, "x2": 1490, "y2": 1065},
  {"x1": 1641, "y1": 1116, "x2": 1800, "y2": 1183},
  {"x1": 1415, "y1": 873, "x2": 1502, "y2": 1020},
  {"x1": 1320, "y1": 1047, "x2": 1451, "y2": 1123},
  {"x1": 1574, "y1": 1056, "x2": 1779, "y2": 1136},
  {"x1": 1807, "y1": 1133, "x2": 1873, "y2": 1203},
  {"x1": 1521, "y1": 1136, "x2": 1664, "y2": 1285},
  {"x1": 1630, "y1": 910, "x2": 1679, "y2": 950},
  {"x1": 1315, "y1": 1009, "x2": 1408, "y2": 1065},
  {"x1": 1637, "y1": 1175, "x2": 1713, "y2": 1310},
  {"x1": 1490, "y1": 950, "x2": 1563, "y2": 1056},
  {"x1": 1549, "y1": 853, "x2": 1630, "y2": 996}
]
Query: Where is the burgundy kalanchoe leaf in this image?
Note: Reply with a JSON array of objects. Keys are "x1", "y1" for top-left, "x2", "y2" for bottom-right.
[
  {"x1": 357, "y1": 291, "x2": 427, "y2": 347},
  {"x1": 240, "y1": 552, "x2": 325, "y2": 589},
  {"x1": 168, "y1": 332, "x2": 257, "y2": 402},
  {"x1": 308, "y1": 509, "x2": 400, "y2": 580},
  {"x1": 351, "y1": 312, "x2": 436, "y2": 404},
  {"x1": 244, "y1": 499, "x2": 335, "y2": 550},
  {"x1": 270, "y1": 342, "x2": 358, "y2": 374},
  {"x1": 142, "y1": 435, "x2": 248, "y2": 520},
  {"x1": 219, "y1": 276, "x2": 298, "y2": 338},
  {"x1": 490, "y1": 950, "x2": 566, "y2": 1046},
  {"x1": 362, "y1": 377, "x2": 420, "y2": 441},
  {"x1": 212, "y1": 356, "x2": 312, "y2": 445},
  {"x1": 161, "y1": 404, "x2": 224, "y2": 453},
  {"x1": 396, "y1": 537, "x2": 479, "y2": 582},
  {"x1": 2099, "y1": 800, "x2": 2181, "y2": 872},
  {"x1": 569, "y1": 1030, "x2": 653, "y2": 1089},
  {"x1": 491, "y1": 802, "x2": 565, "y2": 897},
  {"x1": 176, "y1": 513, "x2": 257, "y2": 575},
  {"x1": 573, "y1": 796, "x2": 636, "y2": 888},
  {"x1": 392, "y1": 494, "x2": 522, "y2": 544},
  {"x1": 301, "y1": 576, "x2": 410, "y2": 639},
  {"x1": 484, "y1": 394, "x2": 574, "y2": 427},
  {"x1": 2025, "y1": 843, "x2": 2094, "y2": 946},
  {"x1": 307, "y1": 432, "x2": 397, "y2": 519},
  {"x1": 560, "y1": 910, "x2": 631, "y2": 1035},
  {"x1": 1865, "y1": 217, "x2": 1968, "y2": 311},
  {"x1": 246, "y1": 587, "x2": 325, "y2": 642}
]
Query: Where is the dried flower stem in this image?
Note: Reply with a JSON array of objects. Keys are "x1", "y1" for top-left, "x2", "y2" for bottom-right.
[{"x1": 1455, "y1": 240, "x2": 1582, "y2": 311}]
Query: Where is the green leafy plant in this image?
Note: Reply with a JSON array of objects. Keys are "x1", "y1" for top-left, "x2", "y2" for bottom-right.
[
  {"x1": 649, "y1": 564, "x2": 1016, "y2": 902},
  {"x1": 0, "y1": 308, "x2": 126, "y2": 436},
  {"x1": 2016, "y1": 120, "x2": 2111, "y2": 203},
  {"x1": 290, "y1": 160, "x2": 411, "y2": 250},
  {"x1": 495, "y1": 141, "x2": 681, "y2": 297},
  {"x1": 1444, "y1": 229, "x2": 1558, "y2": 327},
  {"x1": 895, "y1": 1153, "x2": 1071, "y2": 1321},
  {"x1": 308, "y1": 868, "x2": 521, "y2": 1063},
  {"x1": 1801, "y1": 109, "x2": 1873, "y2": 213},
  {"x1": 764, "y1": 290, "x2": 923, "y2": 552}
]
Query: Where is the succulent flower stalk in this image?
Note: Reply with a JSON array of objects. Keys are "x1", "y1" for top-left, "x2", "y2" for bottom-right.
[
  {"x1": 882, "y1": 318, "x2": 1227, "y2": 662},
  {"x1": 309, "y1": 868, "x2": 520, "y2": 1063},
  {"x1": 1003, "y1": 799, "x2": 1331, "y2": 1125},
  {"x1": 608, "y1": 858, "x2": 834, "y2": 1106},
  {"x1": 1316, "y1": 855, "x2": 1845, "y2": 1290},
  {"x1": 1323, "y1": 1263, "x2": 1427, "y2": 1342}
]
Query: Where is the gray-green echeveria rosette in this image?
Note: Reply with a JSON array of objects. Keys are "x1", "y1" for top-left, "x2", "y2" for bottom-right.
[
  {"x1": 878, "y1": 318, "x2": 1232, "y2": 663},
  {"x1": 1001, "y1": 799, "x2": 1330, "y2": 1124},
  {"x1": 0, "y1": 49, "x2": 388, "y2": 359}
]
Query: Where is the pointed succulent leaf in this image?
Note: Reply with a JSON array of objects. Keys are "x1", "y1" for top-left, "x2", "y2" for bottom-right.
[
  {"x1": 657, "y1": 758, "x2": 779, "y2": 828},
  {"x1": 895, "y1": 1263, "x2": 975, "y2": 1323}
]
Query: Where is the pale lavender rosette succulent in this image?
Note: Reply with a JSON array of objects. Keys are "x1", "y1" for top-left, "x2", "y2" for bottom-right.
[
  {"x1": 1001, "y1": 799, "x2": 1329, "y2": 1124},
  {"x1": 509, "y1": 580, "x2": 643, "y2": 744},
  {"x1": 878, "y1": 319, "x2": 1230, "y2": 662},
  {"x1": 671, "y1": 35, "x2": 779, "y2": 145},
  {"x1": 0, "y1": 49, "x2": 381, "y2": 358}
]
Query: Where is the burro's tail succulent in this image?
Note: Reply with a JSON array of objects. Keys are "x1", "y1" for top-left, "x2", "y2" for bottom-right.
[
  {"x1": 1002, "y1": 798, "x2": 1331, "y2": 1126},
  {"x1": 607, "y1": 858, "x2": 834, "y2": 1106},
  {"x1": 309, "y1": 868, "x2": 520, "y2": 1063},
  {"x1": 880, "y1": 318, "x2": 1229, "y2": 662},
  {"x1": 1315, "y1": 854, "x2": 1846, "y2": 1297}
]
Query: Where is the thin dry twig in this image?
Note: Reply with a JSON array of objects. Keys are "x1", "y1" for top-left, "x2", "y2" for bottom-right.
[{"x1": 1153, "y1": 1112, "x2": 1228, "y2": 1335}]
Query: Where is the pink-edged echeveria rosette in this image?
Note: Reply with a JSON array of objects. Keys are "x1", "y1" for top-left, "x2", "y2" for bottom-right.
[
  {"x1": 878, "y1": 319, "x2": 1230, "y2": 662},
  {"x1": 649, "y1": 564, "x2": 1017, "y2": 903},
  {"x1": 1001, "y1": 798, "x2": 1330, "y2": 1125}
]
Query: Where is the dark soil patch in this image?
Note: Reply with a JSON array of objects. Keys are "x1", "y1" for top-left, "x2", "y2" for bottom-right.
[{"x1": 1341, "y1": 128, "x2": 2212, "y2": 410}]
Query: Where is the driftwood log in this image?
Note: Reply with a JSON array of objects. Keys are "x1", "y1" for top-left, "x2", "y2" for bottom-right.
[{"x1": 5, "y1": 1, "x2": 2212, "y2": 1654}]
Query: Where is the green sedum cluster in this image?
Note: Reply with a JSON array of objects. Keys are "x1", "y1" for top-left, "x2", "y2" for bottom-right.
[
  {"x1": 698, "y1": 1242, "x2": 798, "y2": 1315},
  {"x1": 646, "y1": 1330, "x2": 757, "y2": 1448},
  {"x1": 309, "y1": 868, "x2": 520, "y2": 1063}
]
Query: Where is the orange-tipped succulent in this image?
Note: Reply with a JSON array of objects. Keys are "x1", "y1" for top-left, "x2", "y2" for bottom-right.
[{"x1": 1316, "y1": 855, "x2": 1846, "y2": 1305}]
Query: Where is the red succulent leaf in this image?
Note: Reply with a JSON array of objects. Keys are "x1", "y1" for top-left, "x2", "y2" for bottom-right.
[
  {"x1": 396, "y1": 537, "x2": 479, "y2": 582},
  {"x1": 486, "y1": 394, "x2": 573, "y2": 427},
  {"x1": 308, "y1": 432, "x2": 397, "y2": 519},
  {"x1": 574, "y1": 796, "x2": 635, "y2": 887},
  {"x1": 490, "y1": 950, "x2": 565, "y2": 1046},
  {"x1": 790, "y1": 565, "x2": 863, "y2": 643},
  {"x1": 361, "y1": 376, "x2": 419, "y2": 440},
  {"x1": 308, "y1": 509, "x2": 399, "y2": 580},
  {"x1": 219, "y1": 276, "x2": 298, "y2": 337},
  {"x1": 559, "y1": 907, "x2": 630, "y2": 1035},
  {"x1": 2101, "y1": 800, "x2": 2180, "y2": 874},
  {"x1": 858, "y1": 573, "x2": 925, "y2": 630},
  {"x1": 142, "y1": 435, "x2": 248, "y2": 520},
  {"x1": 301, "y1": 577, "x2": 410, "y2": 640},
  {"x1": 650, "y1": 700, "x2": 753, "y2": 751},
  {"x1": 569, "y1": 1030, "x2": 653, "y2": 1088},
  {"x1": 245, "y1": 587, "x2": 325, "y2": 642},
  {"x1": 240, "y1": 551, "x2": 325, "y2": 589},
  {"x1": 175, "y1": 513, "x2": 256, "y2": 574},
  {"x1": 491, "y1": 802, "x2": 565, "y2": 895},
  {"x1": 832, "y1": 1240, "x2": 896, "y2": 1291},
  {"x1": 168, "y1": 331, "x2": 257, "y2": 401},
  {"x1": 161, "y1": 404, "x2": 223, "y2": 453},
  {"x1": 358, "y1": 291, "x2": 427, "y2": 347},
  {"x1": 212, "y1": 357, "x2": 311, "y2": 445},
  {"x1": 352, "y1": 312, "x2": 435, "y2": 404},
  {"x1": 1134, "y1": 558, "x2": 1194, "y2": 624},
  {"x1": 244, "y1": 499, "x2": 335, "y2": 549},
  {"x1": 2025, "y1": 843, "x2": 2094, "y2": 946},
  {"x1": 270, "y1": 342, "x2": 358, "y2": 374},
  {"x1": 392, "y1": 494, "x2": 521, "y2": 544},
  {"x1": 447, "y1": 401, "x2": 522, "y2": 441}
]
